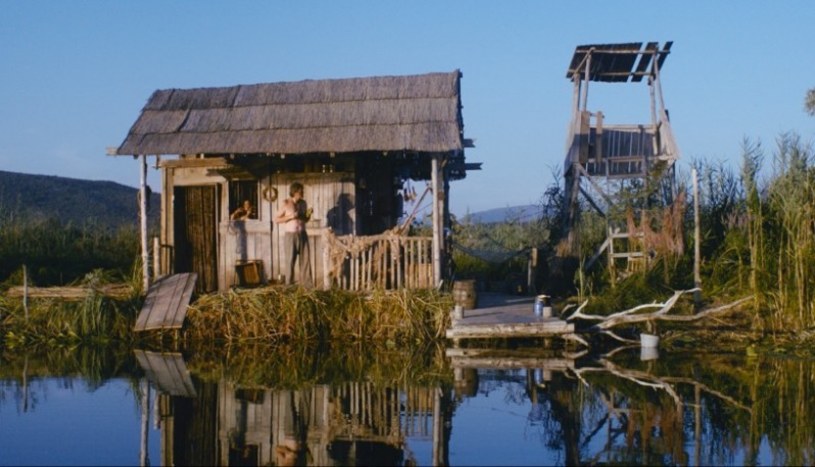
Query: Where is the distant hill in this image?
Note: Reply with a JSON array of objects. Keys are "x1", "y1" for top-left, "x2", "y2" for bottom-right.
[
  {"x1": 0, "y1": 170, "x2": 160, "y2": 229},
  {"x1": 459, "y1": 204, "x2": 542, "y2": 224}
]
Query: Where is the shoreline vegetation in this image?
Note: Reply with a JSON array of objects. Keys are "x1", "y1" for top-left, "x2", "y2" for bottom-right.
[
  {"x1": 1, "y1": 134, "x2": 815, "y2": 352},
  {"x1": 0, "y1": 279, "x2": 812, "y2": 357},
  {"x1": 0, "y1": 279, "x2": 454, "y2": 349}
]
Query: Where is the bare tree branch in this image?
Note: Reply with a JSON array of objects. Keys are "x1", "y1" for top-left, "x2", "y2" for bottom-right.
[{"x1": 565, "y1": 289, "x2": 750, "y2": 332}]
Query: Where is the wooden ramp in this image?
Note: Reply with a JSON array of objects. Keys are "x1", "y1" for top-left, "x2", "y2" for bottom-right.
[
  {"x1": 446, "y1": 292, "x2": 574, "y2": 340},
  {"x1": 134, "y1": 350, "x2": 197, "y2": 397},
  {"x1": 134, "y1": 273, "x2": 197, "y2": 332}
]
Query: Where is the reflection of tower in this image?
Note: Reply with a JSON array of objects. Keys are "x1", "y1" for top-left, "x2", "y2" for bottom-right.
[{"x1": 562, "y1": 42, "x2": 680, "y2": 283}]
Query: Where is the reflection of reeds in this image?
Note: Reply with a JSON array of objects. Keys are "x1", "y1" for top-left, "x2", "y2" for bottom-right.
[
  {"x1": 186, "y1": 341, "x2": 450, "y2": 389},
  {"x1": 184, "y1": 287, "x2": 453, "y2": 345}
]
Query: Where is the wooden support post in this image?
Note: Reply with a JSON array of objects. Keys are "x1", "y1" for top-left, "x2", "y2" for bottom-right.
[
  {"x1": 596, "y1": 111, "x2": 604, "y2": 166},
  {"x1": 581, "y1": 50, "x2": 592, "y2": 111},
  {"x1": 692, "y1": 168, "x2": 702, "y2": 305},
  {"x1": 527, "y1": 247, "x2": 537, "y2": 294},
  {"x1": 608, "y1": 227, "x2": 616, "y2": 286},
  {"x1": 432, "y1": 386, "x2": 442, "y2": 466},
  {"x1": 140, "y1": 379, "x2": 150, "y2": 467},
  {"x1": 152, "y1": 236, "x2": 160, "y2": 281},
  {"x1": 322, "y1": 231, "x2": 330, "y2": 290},
  {"x1": 139, "y1": 155, "x2": 150, "y2": 292},
  {"x1": 431, "y1": 155, "x2": 442, "y2": 287}
]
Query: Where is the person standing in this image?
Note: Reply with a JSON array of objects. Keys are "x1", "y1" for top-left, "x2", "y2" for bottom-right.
[{"x1": 274, "y1": 182, "x2": 313, "y2": 286}]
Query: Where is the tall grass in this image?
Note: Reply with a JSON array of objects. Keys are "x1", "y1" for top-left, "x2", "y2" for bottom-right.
[
  {"x1": 762, "y1": 134, "x2": 815, "y2": 330},
  {"x1": 182, "y1": 286, "x2": 453, "y2": 345},
  {"x1": 0, "y1": 206, "x2": 139, "y2": 288},
  {"x1": 0, "y1": 270, "x2": 140, "y2": 347},
  {"x1": 553, "y1": 132, "x2": 815, "y2": 334},
  {"x1": 674, "y1": 133, "x2": 815, "y2": 332}
]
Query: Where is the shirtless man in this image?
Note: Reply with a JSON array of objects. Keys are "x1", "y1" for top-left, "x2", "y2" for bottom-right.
[{"x1": 274, "y1": 182, "x2": 313, "y2": 286}]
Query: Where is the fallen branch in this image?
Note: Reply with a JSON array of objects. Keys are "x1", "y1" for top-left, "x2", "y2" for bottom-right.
[{"x1": 566, "y1": 289, "x2": 750, "y2": 331}]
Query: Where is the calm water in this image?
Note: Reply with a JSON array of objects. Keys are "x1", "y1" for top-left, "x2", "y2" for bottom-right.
[{"x1": 0, "y1": 344, "x2": 812, "y2": 466}]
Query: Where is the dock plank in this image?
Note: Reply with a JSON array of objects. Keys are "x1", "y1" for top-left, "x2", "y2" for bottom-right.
[{"x1": 134, "y1": 273, "x2": 197, "y2": 331}]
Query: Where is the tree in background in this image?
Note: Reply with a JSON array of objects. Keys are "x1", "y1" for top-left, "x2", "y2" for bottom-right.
[{"x1": 806, "y1": 88, "x2": 815, "y2": 116}]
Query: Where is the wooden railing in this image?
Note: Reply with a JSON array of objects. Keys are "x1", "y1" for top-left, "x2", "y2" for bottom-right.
[
  {"x1": 323, "y1": 231, "x2": 433, "y2": 290},
  {"x1": 565, "y1": 112, "x2": 679, "y2": 179}
]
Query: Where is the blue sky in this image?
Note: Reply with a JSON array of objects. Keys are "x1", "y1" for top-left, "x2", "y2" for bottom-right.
[{"x1": 2, "y1": 1, "x2": 814, "y2": 216}]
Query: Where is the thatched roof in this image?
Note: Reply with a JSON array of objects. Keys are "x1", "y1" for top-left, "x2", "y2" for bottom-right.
[{"x1": 116, "y1": 71, "x2": 465, "y2": 156}]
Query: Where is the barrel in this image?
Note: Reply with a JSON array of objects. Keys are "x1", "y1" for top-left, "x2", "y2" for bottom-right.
[{"x1": 452, "y1": 280, "x2": 478, "y2": 310}]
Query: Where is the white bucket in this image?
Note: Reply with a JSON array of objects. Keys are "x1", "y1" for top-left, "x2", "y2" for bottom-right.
[
  {"x1": 640, "y1": 346, "x2": 659, "y2": 361},
  {"x1": 542, "y1": 306, "x2": 553, "y2": 318},
  {"x1": 640, "y1": 333, "x2": 659, "y2": 348},
  {"x1": 452, "y1": 304, "x2": 464, "y2": 321}
]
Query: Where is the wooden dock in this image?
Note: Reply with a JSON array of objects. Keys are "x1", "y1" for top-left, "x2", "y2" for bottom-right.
[
  {"x1": 445, "y1": 292, "x2": 574, "y2": 340},
  {"x1": 134, "y1": 273, "x2": 197, "y2": 332}
]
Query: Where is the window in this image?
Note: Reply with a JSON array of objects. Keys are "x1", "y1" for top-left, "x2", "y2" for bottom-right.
[{"x1": 229, "y1": 180, "x2": 259, "y2": 220}]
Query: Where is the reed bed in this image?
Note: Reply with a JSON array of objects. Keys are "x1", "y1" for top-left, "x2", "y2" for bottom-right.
[
  {"x1": 183, "y1": 286, "x2": 454, "y2": 345},
  {"x1": 1, "y1": 295, "x2": 139, "y2": 347},
  {"x1": 0, "y1": 270, "x2": 140, "y2": 347}
]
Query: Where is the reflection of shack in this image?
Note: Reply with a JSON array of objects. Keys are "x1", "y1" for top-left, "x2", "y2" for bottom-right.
[
  {"x1": 113, "y1": 71, "x2": 477, "y2": 293},
  {"x1": 156, "y1": 380, "x2": 450, "y2": 466}
]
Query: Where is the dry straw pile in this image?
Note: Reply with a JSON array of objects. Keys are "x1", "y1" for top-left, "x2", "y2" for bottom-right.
[{"x1": 184, "y1": 286, "x2": 453, "y2": 345}]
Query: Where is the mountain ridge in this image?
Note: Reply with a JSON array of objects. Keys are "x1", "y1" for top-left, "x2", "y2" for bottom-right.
[
  {"x1": 459, "y1": 204, "x2": 542, "y2": 224},
  {"x1": 0, "y1": 170, "x2": 159, "y2": 228}
]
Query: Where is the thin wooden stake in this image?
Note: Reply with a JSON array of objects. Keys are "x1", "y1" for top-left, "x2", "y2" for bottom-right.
[
  {"x1": 23, "y1": 264, "x2": 29, "y2": 320},
  {"x1": 692, "y1": 168, "x2": 702, "y2": 305}
]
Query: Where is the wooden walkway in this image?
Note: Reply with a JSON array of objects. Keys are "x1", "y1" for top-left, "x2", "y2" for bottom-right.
[
  {"x1": 446, "y1": 292, "x2": 574, "y2": 340},
  {"x1": 134, "y1": 273, "x2": 197, "y2": 332}
]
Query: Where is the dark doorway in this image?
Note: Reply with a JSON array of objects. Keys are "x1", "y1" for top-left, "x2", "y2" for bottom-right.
[{"x1": 174, "y1": 185, "x2": 219, "y2": 293}]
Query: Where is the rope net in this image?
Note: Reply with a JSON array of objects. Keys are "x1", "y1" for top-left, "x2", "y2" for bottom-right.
[{"x1": 451, "y1": 241, "x2": 529, "y2": 264}]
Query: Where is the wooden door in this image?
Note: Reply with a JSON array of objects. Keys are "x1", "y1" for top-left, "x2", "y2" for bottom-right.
[{"x1": 174, "y1": 185, "x2": 219, "y2": 293}]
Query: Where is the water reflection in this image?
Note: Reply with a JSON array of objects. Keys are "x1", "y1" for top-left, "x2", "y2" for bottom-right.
[
  {"x1": 141, "y1": 345, "x2": 813, "y2": 466},
  {"x1": 0, "y1": 344, "x2": 812, "y2": 466},
  {"x1": 155, "y1": 374, "x2": 450, "y2": 465}
]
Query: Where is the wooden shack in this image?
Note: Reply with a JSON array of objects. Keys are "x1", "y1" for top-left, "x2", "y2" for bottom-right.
[{"x1": 113, "y1": 71, "x2": 476, "y2": 293}]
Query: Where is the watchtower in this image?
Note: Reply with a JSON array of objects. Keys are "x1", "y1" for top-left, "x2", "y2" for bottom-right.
[{"x1": 562, "y1": 42, "x2": 680, "y2": 280}]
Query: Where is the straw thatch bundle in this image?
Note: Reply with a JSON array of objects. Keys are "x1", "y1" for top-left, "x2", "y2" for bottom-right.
[
  {"x1": 116, "y1": 71, "x2": 464, "y2": 156},
  {"x1": 183, "y1": 286, "x2": 453, "y2": 345}
]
